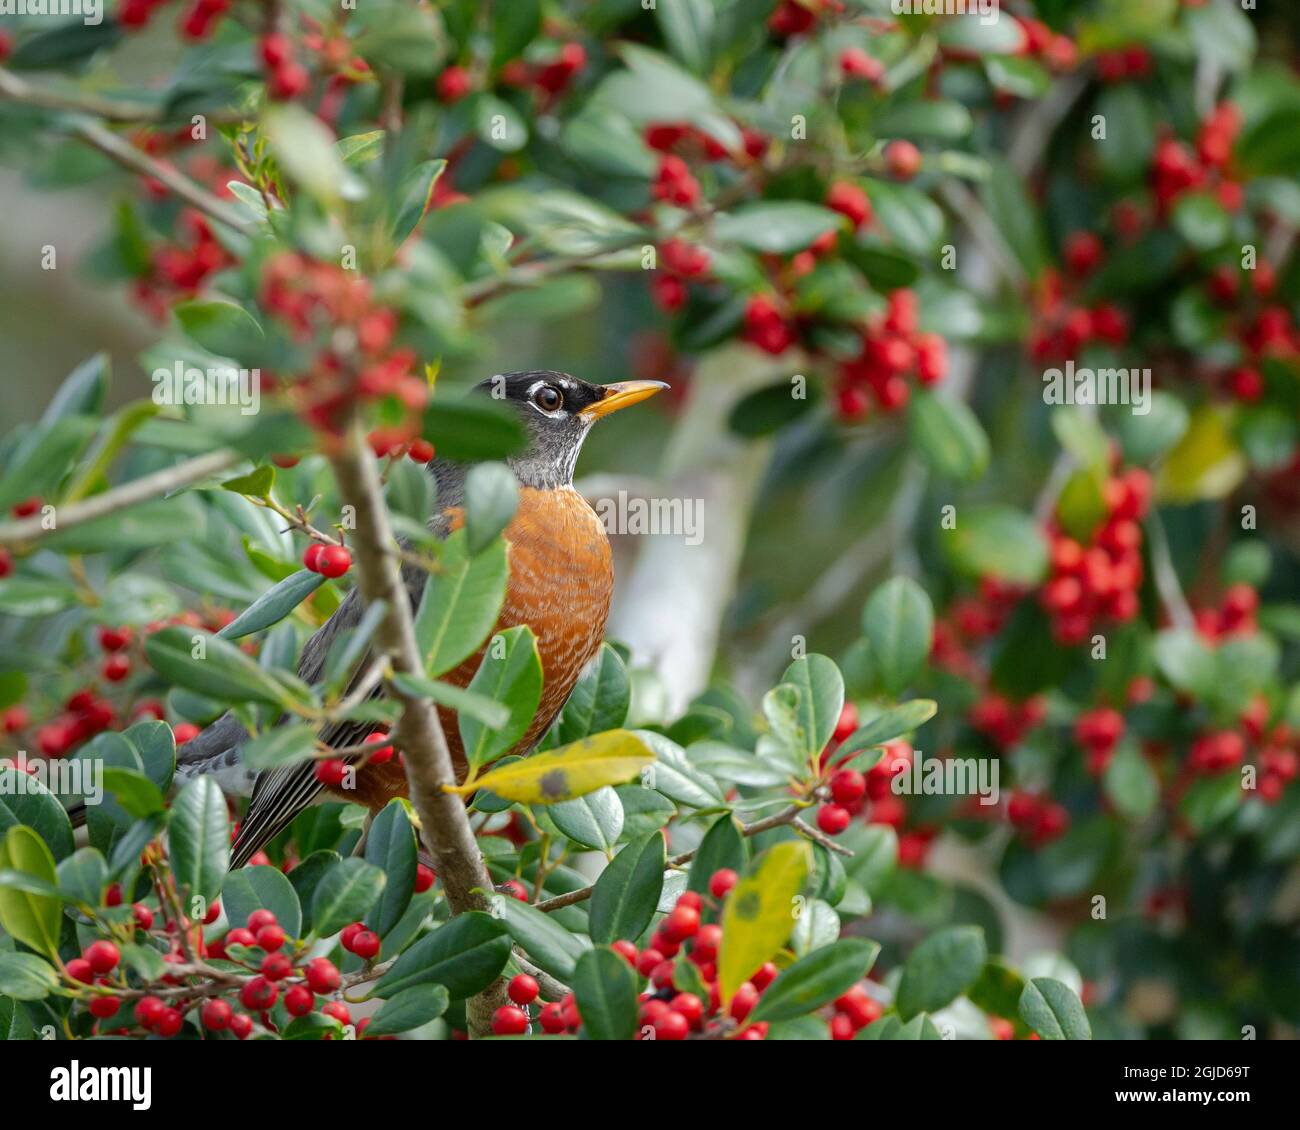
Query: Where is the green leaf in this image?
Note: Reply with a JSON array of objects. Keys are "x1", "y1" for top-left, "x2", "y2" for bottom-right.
[
  {"x1": 0, "y1": 417, "x2": 93, "y2": 515},
  {"x1": 0, "y1": 579, "x2": 79, "y2": 617},
  {"x1": 219, "y1": 571, "x2": 325, "y2": 640},
  {"x1": 981, "y1": 158, "x2": 1046, "y2": 275},
  {"x1": 123, "y1": 720, "x2": 176, "y2": 793},
  {"x1": 474, "y1": 95, "x2": 528, "y2": 153},
  {"x1": 908, "y1": 391, "x2": 989, "y2": 482},
  {"x1": 7, "y1": 19, "x2": 122, "y2": 70},
  {"x1": 221, "y1": 865, "x2": 304, "y2": 937},
  {"x1": 174, "y1": 300, "x2": 265, "y2": 361},
  {"x1": 287, "y1": 851, "x2": 341, "y2": 932},
  {"x1": 312, "y1": 858, "x2": 387, "y2": 938},
  {"x1": 1019, "y1": 976, "x2": 1091, "y2": 1040},
  {"x1": 1103, "y1": 742, "x2": 1160, "y2": 821},
  {"x1": 101, "y1": 768, "x2": 165, "y2": 819},
  {"x1": 263, "y1": 103, "x2": 363, "y2": 209},
  {"x1": 749, "y1": 938, "x2": 881, "y2": 1024},
  {"x1": 0, "y1": 827, "x2": 61, "y2": 958},
  {"x1": 837, "y1": 700, "x2": 938, "y2": 759},
  {"x1": 589, "y1": 832, "x2": 666, "y2": 944},
  {"x1": 728, "y1": 379, "x2": 818, "y2": 437},
  {"x1": 1172, "y1": 192, "x2": 1231, "y2": 251},
  {"x1": 863, "y1": 578, "x2": 933, "y2": 696},
  {"x1": 391, "y1": 673, "x2": 510, "y2": 731},
  {"x1": 241, "y1": 725, "x2": 319, "y2": 772},
  {"x1": 56, "y1": 847, "x2": 107, "y2": 907},
  {"x1": 548, "y1": 787, "x2": 624, "y2": 852},
  {"x1": 942, "y1": 504, "x2": 1049, "y2": 585},
  {"x1": 463, "y1": 462, "x2": 518, "y2": 555},
  {"x1": 0, "y1": 768, "x2": 74, "y2": 862},
  {"x1": 687, "y1": 814, "x2": 747, "y2": 893},
  {"x1": 145, "y1": 626, "x2": 299, "y2": 707},
  {"x1": 637, "y1": 729, "x2": 725, "y2": 808},
  {"x1": 389, "y1": 160, "x2": 446, "y2": 253},
  {"x1": 571, "y1": 947, "x2": 639, "y2": 1041},
  {"x1": 167, "y1": 777, "x2": 229, "y2": 906},
  {"x1": 1153, "y1": 628, "x2": 1216, "y2": 697},
  {"x1": 495, "y1": 894, "x2": 591, "y2": 981},
  {"x1": 0, "y1": 952, "x2": 59, "y2": 1001},
  {"x1": 414, "y1": 532, "x2": 509, "y2": 677},
  {"x1": 421, "y1": 399, "x2": 526, "y2": 462},
  {"x1": 366, "y1": 983, "x2": 449, "y2": 1036},
  {"x1": 363, "y1": 801, "x2": 417, "y2": 939},
  {"x1": 714, "y1": 202, "x2": 841, "y2": 254},
  {"x1": 490, "y1": 0, "x2": 539, "y2": 65},
  {"x1": 374, "y1": 912, "x2": 512, "y2": 1000},
  {"x1": 866, "y1": 181, "x2": 946, "y2": 257},
  {"x1": 556, "y1": 644, "x2": 630, "y2": 743},
  {"x1": 780, "y1": 654, "x2": 844, "y2": 759},
  {"x1": 895, "y1": 926, "x2": 987, "y2": 1019},
  {"x1": 459, "y1": 626, "x2": 543, "y2": 770},
  {"x1": 718, "y1": 842, "x2": 811, "y2": 1003}
]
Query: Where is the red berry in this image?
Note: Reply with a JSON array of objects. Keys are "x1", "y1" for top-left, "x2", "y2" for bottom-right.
[
  {"x1": 173, "y1": 722, "x2": 200, "y2": 745},
  {"x1": 751, "y1": 961, "x2": 778, "y2": 991},
  {"x1": 363, "y1": 731, "x2": 394, "y2": 764},
  {"x1": 97, "y1": 625, "x2": 132, "y2": 652},
  {"x1": 663, "y1": 904, "x2": 701, "y2": 942},
  {"x1": 315, "y1": 545, "x2": 351, "y2": 578},
  {"x1": 636, "y1": 948, "x2": 664, "y2": 978},
  {"x1": 414, "y1": 863, "x2": 436, "y2": 893},
  {"x1": 259, "y1": 32, "x2": 292, "y2": 69},
  {"x1": 102, "y1": 655, "x2": 130, "y2": 682},
  {"x1": 89, "y1": 996, "x2": 121, "y2": 1020},
  {"x1": 539, "y1": 1002, "x2": 567, "y2": 1033},
  {"x1": 132, "y1": 904, "x2": 154, "y2": 931},
  {"x1": 229, "y1": 1013, "x2": 254, "y2": 1039},
  {"x1": 201, "y1": 999, "x2": 232, "y2": 1030},
  {"x1": 611, "y1": 940, "x2": 638, "y2": 965},
  {"x1": 134, "y1": 995, "x2": 165, "y2": 1029},
  {"x1": 729, "y1": 981, "x2": 759, "y2": 1021},
  {"x1": 246, "y1": 909, "x2": 278, "y2": 933},
  {"x1": 305, "y1": 957, "x2": 341, "y2": 994},
  {"x1": 492, "y1": 1005, "x2": 529, "y2": 1036},
  {"x1": 508, "y1": 974, "x2": 540, "y2": 1005},
  {"x1": 322, "y1": 1000, "x2": 351, "y2": 1026},
  {"x1": 825, "y1": 180, "x2": 871, "y2": 229},
  {"x1": 347, "y1": 929, "x2": 381, "y2": 960},
  {"x1": 240, "y1": 976, "x2": 278, "y2": 1011},
  {"x1": 830, "y1": 769, "x2": 866, "y2": 805},
  {"x1": 654, "y1": 1010, "x2": 690, "y2": 1040},
  {"x1": 839, "y1": 47, "x2": 883, "y2": 82},
  {"x1": 314, "y1": 758, "x2": 349, "y2": 788},
  {"x1": 885, "y1": 140, "x2": 922, "y2": 179},
  {"x1": 260, "y1": 952, "x2": 294, "y2": 980},
  {"x1": 436, "y1": 64, "x2": 472, "y2": 103},
  {"x1": 708, "y1": 868, "x2": 738, "y2": 899},
  {"x1": 285, "y1": 985, "x2": 315, "y2": 1016},
  {"x1": 154, "y1": 1006, "x2": 184, "y2": 1037},
  {"x1": 269, "y1": 61, "x2": 310, "y2": 100},
  {"x1": 85, "y1": 940, "x2": 120, "y2": 975},
  {"x1": 816, "y1": 804, "x2": 851, "y2": 835},
  {"x1": 408, "y1": 438, "x2": 435, "y2": 463},
  {"x1": 1063, "y1": 231, "x2": 1104, "y2": 275}
]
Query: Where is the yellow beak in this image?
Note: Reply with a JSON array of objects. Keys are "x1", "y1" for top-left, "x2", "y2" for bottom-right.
[{"x1": 579, "y1": 380, "x2": 670, "y2": 421}]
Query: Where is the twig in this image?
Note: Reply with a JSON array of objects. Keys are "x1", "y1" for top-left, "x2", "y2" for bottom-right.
[
  {"x1": 0, "y1": 449, "x2": 240, "y2": 548},
  {"x1": 1146, "y1": 510, "x2": 1195, "y2": 631},
  {"x1": 325, "y1": 418, "x2": 508, "y2": 1038},
  {"x1": 513, "y1": 951, "x2": 568, "y2": 1002},
  {"x1": 0, "y1": 68, "x2": 254, "y2": 236}
]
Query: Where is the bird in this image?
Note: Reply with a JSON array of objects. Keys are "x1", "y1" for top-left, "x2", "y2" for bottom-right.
[{"x1": 171, "y1": 371, "x2": 667, "y2": 868}]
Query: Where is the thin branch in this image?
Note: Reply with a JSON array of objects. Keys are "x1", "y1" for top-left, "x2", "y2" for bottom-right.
[
  {"x1": 325, "y1": 418, "x2": 508, "y2": 1038},
  {"x1": 1146, "y1": 510, "x2": 1195, "y2": 631},
  {"x1": 0, "y1": 67, "x2": 254, "y2": 236},
  {"x1": 0, "y1": 449, "x2": 240, "y2": 548}
]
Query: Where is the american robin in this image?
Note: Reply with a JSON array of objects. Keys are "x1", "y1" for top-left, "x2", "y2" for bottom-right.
[{"x1": 172, "y1": 371, "x2": 667, "y2": 867}]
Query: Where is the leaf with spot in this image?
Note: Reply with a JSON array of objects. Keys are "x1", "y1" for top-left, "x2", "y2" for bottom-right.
[
  {"x1": 717, "y1": 841, "x2": 811, "y2": 1004},
  {"x1": 454, "y1": 730, "x2": 655, "y2": 805}
]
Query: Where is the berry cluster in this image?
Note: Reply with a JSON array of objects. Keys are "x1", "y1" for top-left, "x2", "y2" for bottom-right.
[
  {"x1": 132, "y1": 209, "x2": 233, "y2": 321},
  {"x1": 1026, "y1": 262, "x2": 1130, "y2": 362},
  {"x1": 1040, "y1": 467, "x2": 1152, "y2": 645},
  {"x1": 834, "y1": 287, "x2": 949, "y2": 421},
  {"x1": 1192, "y1": 583, "x2": 1258, "y2": 641},
  {"x1": 1006, "y1": 790, "x2": 1071, "y2": 845}
]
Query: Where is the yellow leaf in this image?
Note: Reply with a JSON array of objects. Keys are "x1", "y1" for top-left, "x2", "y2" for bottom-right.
[
  {"x1": 1158, "y1": 405, "x2": 1246, "y2": 503},
  {"x1": 0, "y1": 825, "x2": 62, "y2": 959},
  {"x1": 451, "y1": 729, "x2": 655, "y2": 804},
  {"x1": 717, "y1": 841, "x2": 811, "y2": 1004}
]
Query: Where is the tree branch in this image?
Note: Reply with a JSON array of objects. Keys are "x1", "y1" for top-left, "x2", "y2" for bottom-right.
[
  {"x1": 0, "y1": 448, "x2": 241, "y2": 548},
  {"x1": 325, "y1": 419, "x2": 508, "y2": 1038},
  {"x1": 0, "y1": 67, "x2": 254, "y2": 237}
]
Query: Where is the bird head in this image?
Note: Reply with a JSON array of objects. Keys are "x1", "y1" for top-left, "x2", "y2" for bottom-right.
[{"x1": 474, "y1": 370, "x2": 668, "y2": 489}]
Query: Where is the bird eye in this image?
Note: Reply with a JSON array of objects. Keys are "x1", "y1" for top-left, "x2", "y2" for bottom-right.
[{"x1": 532, "y1": 385, "x2": 563, "y2": 412}]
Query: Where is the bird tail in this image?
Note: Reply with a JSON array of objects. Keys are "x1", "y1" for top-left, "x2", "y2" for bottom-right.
[{"x1": 229, "y1": 760, "x2": 325, "y2": 869}]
